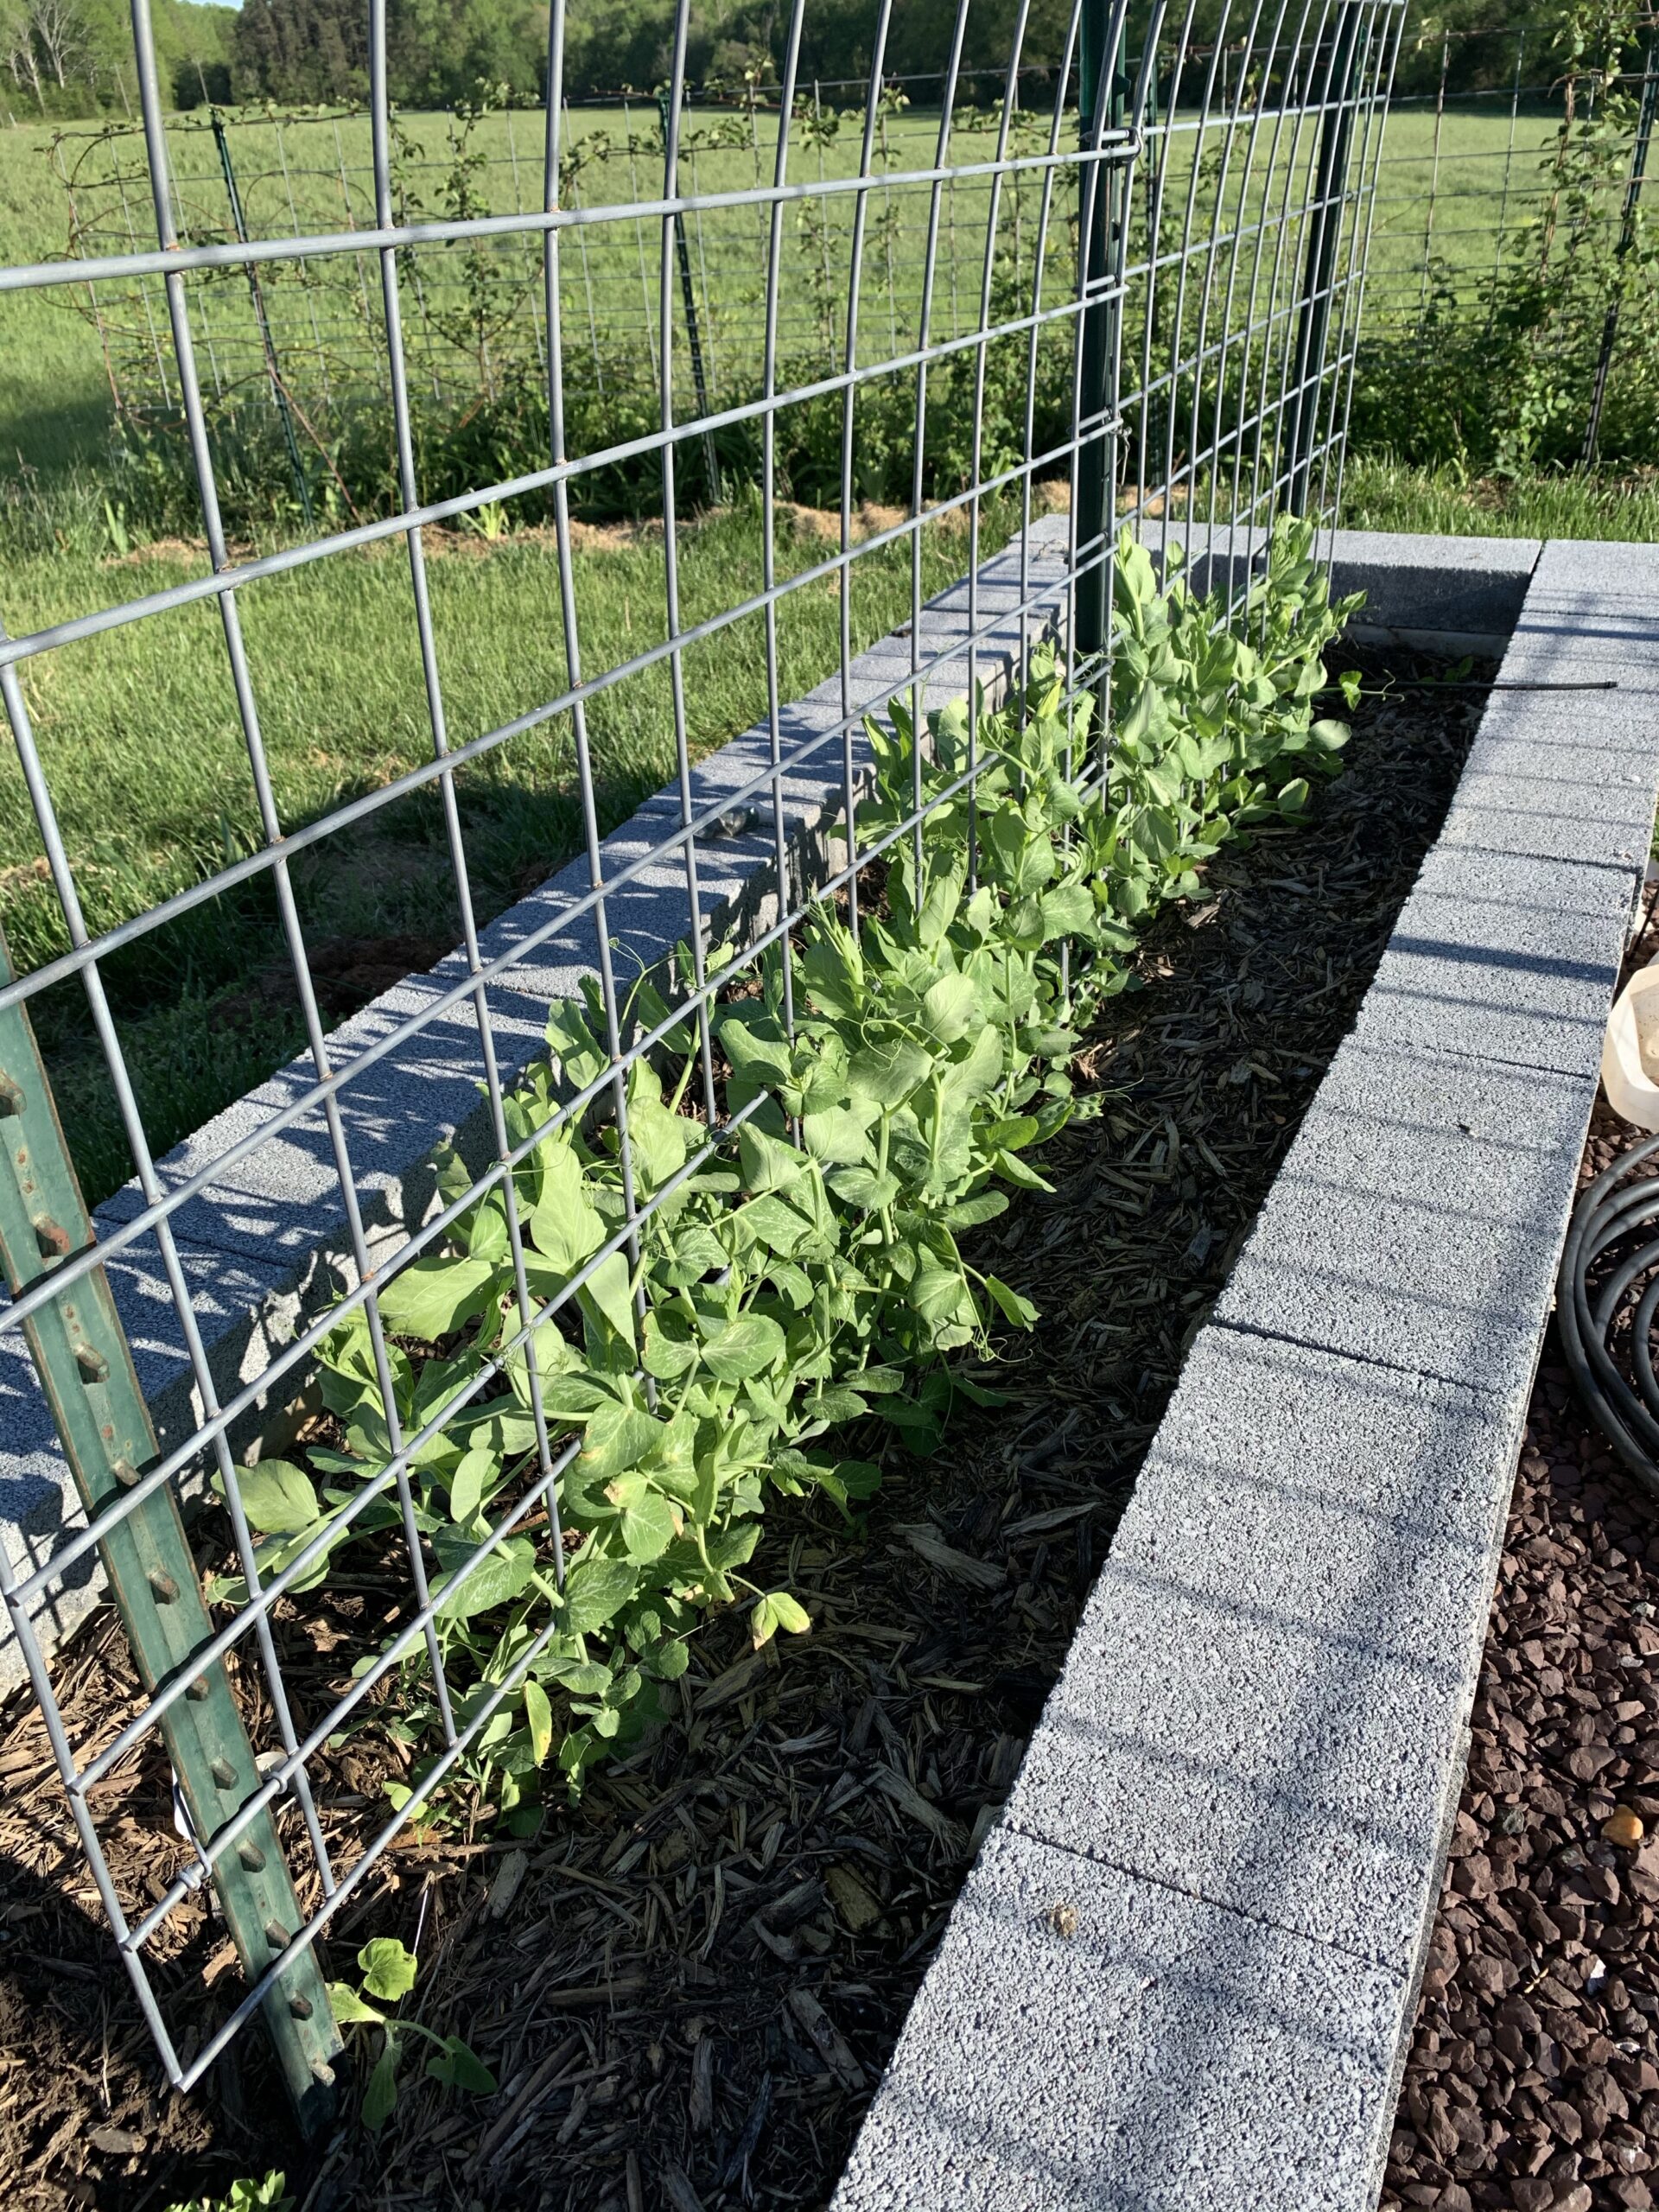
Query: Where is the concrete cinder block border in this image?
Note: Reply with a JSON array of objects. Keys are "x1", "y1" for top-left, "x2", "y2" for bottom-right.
[{"x1": 832, "y1": 533, "x2": 1659, "y2": 2212}]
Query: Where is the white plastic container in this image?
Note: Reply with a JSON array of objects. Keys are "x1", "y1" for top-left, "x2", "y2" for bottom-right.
[{"x1": 1602, "y1": 959, "x2": 1659, "y2": 1130}]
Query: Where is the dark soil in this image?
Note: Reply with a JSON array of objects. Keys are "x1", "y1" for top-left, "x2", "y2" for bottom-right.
[
  {"x1": 1383, "y1": 897, "x2": 1659, "y2": 2212},
  {"x1": 0, "y1": 646, "x2": 1484, "y2": 2212}
]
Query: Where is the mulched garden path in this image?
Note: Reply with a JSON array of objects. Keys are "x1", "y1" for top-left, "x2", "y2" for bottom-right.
[
  {"x1": 1383, "y1": 893, "x2": 1659, "y2": 2212},
  {"x1": 0, "y1": 645, "x2": 1482, "y2": 2212}
]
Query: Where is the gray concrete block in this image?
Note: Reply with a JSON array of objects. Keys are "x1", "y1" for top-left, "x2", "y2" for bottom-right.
[
  {"x1": 831, "y1": 1824, "x2": 1407, "y2": 2212},
  {"x1": 1351, "y1": 843, "x2": 1635, "y2": 1080},
  {"x1": 1499, "y1": 616, "x2": 1659, "y2": 687},
  {"x1": 1324, "y1": 528, "x2": 1539, "y2": 641},
  {"x1": 1211, "y1": 1036, "x2": 1594, "y2": 1387},
  {"x1": 1440, "y1": 690, "x2": 1659, "y2": 871},
  {"x1": 1005, "y1": 1328, "x2": 1516, "y2": 1968},
  {"x1": 1496, "y1": 543, "x2": 1659, "y2": 689},
  {"x1": 1524, "y1": 536, "x2": 1659, "y2": 605},
  {"x1": 0, "y1": 1232, "x2": 296, "y2": 1690}
]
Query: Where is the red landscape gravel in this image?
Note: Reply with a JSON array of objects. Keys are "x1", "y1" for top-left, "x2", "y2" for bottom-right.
[{"x1": 1383, "y1": 1076, "x2": 1659, "y2": 2212}]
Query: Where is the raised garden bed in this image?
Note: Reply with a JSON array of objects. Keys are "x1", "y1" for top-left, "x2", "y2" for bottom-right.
[{"x1": 0, "y1": 640, "x2": 1484, "y2": 2212}]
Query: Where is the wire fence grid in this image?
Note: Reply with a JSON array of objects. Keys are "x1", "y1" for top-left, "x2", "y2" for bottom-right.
[
  {"x1": 0, "y1": 0, "x2": 1404, "y2": 2116},
  {"x1": 1359, "y1": 22, "x2": 1656, "y2": 337}
]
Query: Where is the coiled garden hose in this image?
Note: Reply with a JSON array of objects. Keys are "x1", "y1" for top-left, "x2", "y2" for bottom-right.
[{"x1": 1558, "y1": 1133, "x2": 1659, "y2": 1499}]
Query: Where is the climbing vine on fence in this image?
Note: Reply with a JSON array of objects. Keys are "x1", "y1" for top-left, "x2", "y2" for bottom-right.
[{"x1": 216, "y1": 517, "x2": 1360, "y2": 1826}]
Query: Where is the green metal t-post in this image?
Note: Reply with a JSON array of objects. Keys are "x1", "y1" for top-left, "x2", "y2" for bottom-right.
[
  {"x1": 1077, "y1": 3, "x2": 1126, "y2": 677},
  {"x1": 657, "y1": 87, "x2": 721, "y2": 505},
  {"x1": 0, "y1": 927, "x2": 340, "y2": 2128},
  {"x1": 212, "y1": 110, "x2": 315, "y2": 531},
  {"x1": 1286, "y1": 3, "x2": 1363, "y2": 518}
]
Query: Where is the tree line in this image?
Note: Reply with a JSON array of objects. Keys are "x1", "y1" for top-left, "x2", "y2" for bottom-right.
[{"x1": 0, "y1": 0, "x2": 1625, "y2": 125}]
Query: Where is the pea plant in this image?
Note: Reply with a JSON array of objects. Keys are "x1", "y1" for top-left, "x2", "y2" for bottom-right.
[
  {"x1": 327, "y1": 1937, "x2": 495, "y2": 2131},
  {"x1": 219, "y1": 516, "x2": 1358, "y2": 1827}
]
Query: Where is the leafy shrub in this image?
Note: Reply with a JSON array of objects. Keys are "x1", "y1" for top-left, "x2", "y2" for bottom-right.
[{"x1": 219, "y1": 518, "x2": 1358, "y2": 1823}]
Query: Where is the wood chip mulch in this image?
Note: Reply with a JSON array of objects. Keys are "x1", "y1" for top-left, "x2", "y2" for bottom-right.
[
  {"x1": 0, "y1": 645, "x2": 1482, "y2": 2212},
  {"x1": 1384, "y1": 893, "x2": 1659, "y2": 2212}
]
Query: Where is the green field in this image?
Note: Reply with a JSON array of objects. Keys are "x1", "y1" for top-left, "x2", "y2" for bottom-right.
[
  {"x1": 0, "y1": 91, "x2": 1626, "y2": 1205},
  {"x1": 1361, "y1": 98, "x2": 1568, "y2": 322}
]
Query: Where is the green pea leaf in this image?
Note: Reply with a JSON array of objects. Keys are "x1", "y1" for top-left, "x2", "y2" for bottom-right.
[
  {"x1": 362, "y1": 2041, "x2": 402, "y2": 2133},
  {"x1": 848, "y1": 1035, "x2": 932, "y2": 1109},
  {"x1": 327, "y1": 1982, "x2": 385, "y2": 2026},
  {"x1": 1039, "y1": 881, "x2": 1096, "y2": 941},
  {"x1": 918, "y1": 972, "x2": 977, "y2": 1045},
  {"x1": 559, "y1": 1556, "x2": 639, "y2": 1634},
  {"x1": 749, "y1": 1589, "x2": 812, "y2": 1649},
  {"x1": 424, "y1": 2035, "x2": 497, "y2": 2095},
  {"x1": 994, "y1": 1147, "x2": 1056, "y2": 1193},
  {"x1": 738, "y1": 1122, "x2": 806, "y2": 1193},
  {"x1": 853, "y1": 1365, "x2": 905, "y2": 1394},
  {"x1": 737, "y1": 1192, "x2": 815, "y2": 1256},
  {"x1": 643, "y1": 1313, "x2": 701, "y2": 1379},
  {"x1": 432, "y1": 1535, "x2": 537, "y2": 1620},
  {"x1": 447, "y1": 1444, "x2": 493, "y2": 1527},
  {"x1": 616, "y1": 1489, "x2": 680, "y2": 1563},
  {"x1": 530, "y1": 1140, "x2": 607, "y2": 1274},
  {"x1": 826, "y1": 1166, "x2": 899, "y2": 1212},
  {"x1": 910, "y1": 1259, "x2": 976, "y2": 1331},
  {"x1": 358, "y1": 1936, "x2": 418, "y2": 2002},
  {"x1": 376, "y1": 1255, "x2": 496, "y2": 1343},
  {"x1": 941, "y1": 1192, "x2": 1009, "y2": 1230},
  {"x1": 701, "y1": 1313, "x2": 786, "y2": 1381},
  {"x1": 982, "y1": 1274, "x2": 1040, "y2": 1329},
  {"x1": 222, "y1": 1459, "x2": 319, "y2": 1537},
  {"x1": 801, "y1": 1103, "x2": 879, "y2": 1166},
  {"x1": 523, "y1": 1679, "x2": 554, "y2": 1767},
  {"x1": 578, "y1": 1402, "x2": 665, "y2": 1484},
  {"x1": 576, "y1": 1249, "x2": 637, "y2": 1352}
]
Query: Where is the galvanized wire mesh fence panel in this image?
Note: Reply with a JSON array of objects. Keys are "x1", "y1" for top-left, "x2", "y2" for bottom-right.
[
  {"x1": 0, "y1": 0, "x2": 1402, "y2": 2113},
  {"x1": 1344, "y1": 19, "x2": 1659, "y2": 470}
]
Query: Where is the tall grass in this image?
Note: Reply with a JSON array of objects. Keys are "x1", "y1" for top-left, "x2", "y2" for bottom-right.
[{"x1": 1340, "y1": 454, "x2": 1659, "y2": 542}]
